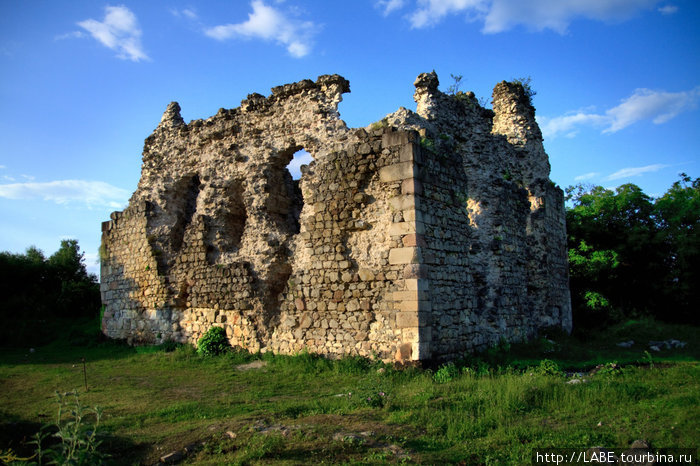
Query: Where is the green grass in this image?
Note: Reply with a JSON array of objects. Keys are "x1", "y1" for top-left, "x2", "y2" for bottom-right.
[{"x1": 0, "y1": 318, "x2": 698, "y2": 464}]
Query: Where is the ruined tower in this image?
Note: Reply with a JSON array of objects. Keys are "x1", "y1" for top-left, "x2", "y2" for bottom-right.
[{"x1": 100, "y1": 72, "x2": 571, "y2": 362}]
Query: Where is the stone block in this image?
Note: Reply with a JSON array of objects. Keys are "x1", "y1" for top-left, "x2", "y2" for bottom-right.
[
  {"x1": 399, "y1": 143, "x2": 422, "y2": 163},
  {"x1": 396, "y1": 300, "x2": 431, "y2": 313},
  {"x1": 401, "y1": 178, "x2": 423, "y2": 195},
  {"x1": 381, "y1": 130, "x2": 410, "y2": 148},
  {"x1": 392, "y1": 290, "x2": 428, "y2": 301},
  {"x1": 402, "y1": 233, "x2": 427, "y2": 247},
  {"x1": 404, "y1": 278, "x2": 429, "y2": 291},
  {"x1": 388, "y1": 247, "x2": 422, "y2": 265},
  {"x1": 388, "y1": 221, "x2": 425, "y2": 236},
  {"x1": 379, "y1": 162, "x2": 415, "y2": 182},
  {"x1": 403, "y1": 264, "x2": 428, "y2": 279},
  {"x1": 395, "y1": 310, "x2": 430, "y2": 328},
  {"x1": 402, "y1": 209, "x2": 424, "y2": 222},
  {"x1": 389, "y1": 195, "x2": 419, "y2": 211}
]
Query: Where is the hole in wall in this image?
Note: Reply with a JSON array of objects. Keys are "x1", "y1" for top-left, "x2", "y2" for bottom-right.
[
  {"x1": 286, "y1": 149, "x2": 313, "y2": 181},
  {"x1": 267, "y1": 147, "x2": 309, "y2": 235},
  {"x1": 285, "y1": 149, "x2": 311, "y2": 233}
]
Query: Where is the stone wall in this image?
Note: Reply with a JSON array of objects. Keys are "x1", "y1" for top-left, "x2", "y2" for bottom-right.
[{"x1": 101, "y1": 72, "x2": 571, "y2": 362}]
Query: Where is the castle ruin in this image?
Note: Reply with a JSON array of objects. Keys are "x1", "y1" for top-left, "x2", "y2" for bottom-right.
[{"x1": 100, "y1": 71, "x2": 572, "y2": 362}]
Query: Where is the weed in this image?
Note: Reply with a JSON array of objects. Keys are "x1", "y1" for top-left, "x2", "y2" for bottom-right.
[
  {"x1": 511, "y1": 76, "x2": 537, "y2": 104},
  {"x1": 420, "y1": 137, "x2": 435, "y2": 153},
  {"x1": 369, "y1": 118, "x2": 388, "y2": 131},
  {"x1": 30, "y1": 391, "x2": 109, "y2": 465},
  {"x1": 535, "y1": 359, "x2": 562, "y2": 376},
  {"x1": 595, "y1": 361, "x2": 621, "y2": 378},
  {"x1": 433, "y1": 362, "x2": 459, "y2": 384},
  {"x1": 446, "y1": 73, "x2": 463, "y2": 95}
]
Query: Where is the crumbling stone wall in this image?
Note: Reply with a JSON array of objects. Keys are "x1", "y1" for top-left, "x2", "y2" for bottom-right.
[{"x1": 101, "y1": 72, "x2": 571, "y2": 361}]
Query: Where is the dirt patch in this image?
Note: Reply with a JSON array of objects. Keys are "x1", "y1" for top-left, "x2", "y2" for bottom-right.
[{"x1": 235, "y1": 360, "x2": 268, "y2": 371}]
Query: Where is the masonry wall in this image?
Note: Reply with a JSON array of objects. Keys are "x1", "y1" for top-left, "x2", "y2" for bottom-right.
[
  {"x1": 101, "y1": 72, "x2": 571, "y2": 362},
  {"x1": 380, "y1": 73, "x2": 572, "y2": 359}
]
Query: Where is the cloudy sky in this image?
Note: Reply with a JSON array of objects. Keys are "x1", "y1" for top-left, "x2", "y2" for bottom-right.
[{"x1": 1, "y1": 0, "x2": 698, "y2": 275}]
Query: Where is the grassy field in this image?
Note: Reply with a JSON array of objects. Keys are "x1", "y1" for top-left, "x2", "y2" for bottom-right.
[{"x1": 0, "y1": 318, "x2": 698, "y2": 465}]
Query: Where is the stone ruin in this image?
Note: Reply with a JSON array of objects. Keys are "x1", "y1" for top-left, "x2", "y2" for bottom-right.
[{"x1": 100, "y1": 71, "x2": 572, "y2": 362}]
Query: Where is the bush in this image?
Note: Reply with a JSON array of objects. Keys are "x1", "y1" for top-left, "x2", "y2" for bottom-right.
[{"x1": 197, "y1": 326, "x2": 230, "y2": 356}]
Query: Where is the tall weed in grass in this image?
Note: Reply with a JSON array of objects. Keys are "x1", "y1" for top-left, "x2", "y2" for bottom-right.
[{"x1": 23, "y1": 391, "x2": 109, "y2": 465}]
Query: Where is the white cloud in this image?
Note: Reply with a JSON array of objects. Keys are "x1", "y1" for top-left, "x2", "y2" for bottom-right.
[
  {"x1": 606, "y1": 164, "x2": 668, "y2": 180},
  {"x1": 171, "y1": 8, "x2": 199, "y2": 20},
  {"x1": 537, "y1": 112, "x2": 608, "y2": 138},
  {"x1": 483, "y1": 0, "x2": 658, "y2": 33},
  {"x1": 3, "y1": 175, "x2": 16, "y2": 182},
  {"x1": 540, "y1": 86, "x2": 700, "y2": 139},
  {"x1": 604, "y1": 87, "x2": 700, "y2": 133},
  {"x1": 0, "y1": 180, "x2": 129, "y2": 208},
  {"x1": 376, "y1": 0, "x2": 407, "y2": 16},
  {"x1": 409, "y1": 0, "x2": 487, "y2": 28},
  {"x1": 55, "y1": 31, "x2": 85, "y2": 41},
  {"x1": 393, "y1": 0, "x2": 659, "y2": 32},
  {"x1": 658, "y1": 4, "x2": 678, "y2": 14},
  {"x1": 574, "y1": 172, "x2": 600, "y2": 181},
  {"x1": 205, "y1": 1, "x2": 316, "y2": 58},
  {"x1": 0, "y1": 165, "x2": 6, "y2": 169},
  {"x1": 78, "y1": 5, "x2": 148, "y2": 62}
]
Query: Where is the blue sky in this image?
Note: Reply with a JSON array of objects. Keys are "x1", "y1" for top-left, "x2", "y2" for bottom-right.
[{"x1": 1, "y1": 0, "x2": 698, "y2": 275}]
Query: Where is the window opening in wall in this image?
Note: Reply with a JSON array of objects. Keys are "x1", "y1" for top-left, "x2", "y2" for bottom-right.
[{"x1": 286, "y1": 149, "x2": 313, "y2": 180}]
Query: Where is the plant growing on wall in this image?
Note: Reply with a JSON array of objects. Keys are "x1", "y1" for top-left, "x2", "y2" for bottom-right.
[{"x1": 511, "y1": 76, "x2": 536, "y2": 104}]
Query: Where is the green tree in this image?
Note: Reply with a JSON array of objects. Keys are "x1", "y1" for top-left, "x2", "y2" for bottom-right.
[
  {"x1": 0, "y1": 240, "x2": 101, "y2": 346},
  {"x1": 653, "y1": 174, "x2": 700, "y2": 322},
  {"x1": 566, "y1": 183, "x2": 664, "y2": 326},
  {"x1": 566, "y1": 176, "x2": 699, "y2": 327},
  {"x1": 48, "y1": 239, "x2": 100, "y2": 319}
]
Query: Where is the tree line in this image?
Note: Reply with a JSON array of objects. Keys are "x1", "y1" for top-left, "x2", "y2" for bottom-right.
[
  {"x1": 566, "y1": 174, "x2": 699, "y2": 328},
  {"x1": 0, "y1": 239, "x2": 100, "y2": 346}
]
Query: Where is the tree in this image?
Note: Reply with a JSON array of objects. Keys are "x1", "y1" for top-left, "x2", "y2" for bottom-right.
[
  {"x1": 0, "y1": 240, "x2": 101, "y2": 346},
  {"x1": 565, "y1": 177, "x2": 699, "y2": 327},
  {"x1": 653, "y1": 174, "x2": 700, "y2": 322},
  {"x1": 566, "y1": 183, "x2": 664, "y2": 326},
  {"x1": 47, "y1": 240, "x2": 100, "y2": 319}
]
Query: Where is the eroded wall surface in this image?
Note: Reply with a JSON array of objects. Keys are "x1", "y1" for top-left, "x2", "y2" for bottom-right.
[{"x1": 101, "y1": 72, "x2": 571, "y2": 361}]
